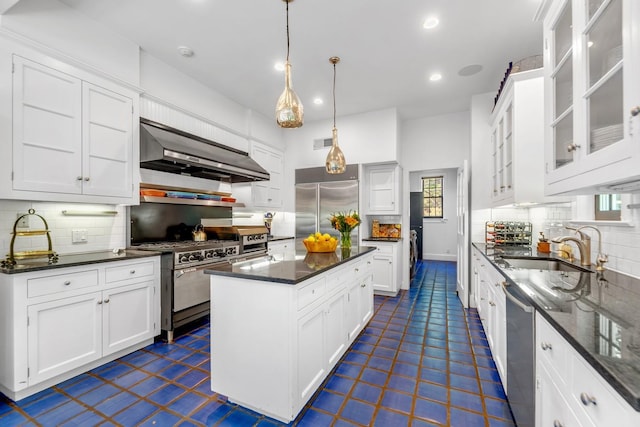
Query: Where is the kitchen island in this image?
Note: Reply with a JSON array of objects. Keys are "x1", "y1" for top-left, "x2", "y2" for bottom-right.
[{"x1": 205, "y1": 247, "x2": 375, "y2": 423}]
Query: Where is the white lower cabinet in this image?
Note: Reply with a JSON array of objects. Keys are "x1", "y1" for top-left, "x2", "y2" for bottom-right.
[
  {"x1": 473, "y1": 248, "x2": 507, "y2": 387},
  {"x1": 370, "y1": 241, "x2": 401, "y2": 296},
  {"x1": 210, "y1": 252, "x2": 374, "y2": 423},
  {"x1": 0, "y1": 256, "x2": 160, "y2": 401},
  {"x1": 535, "y1": 313, "x2": 640, "y2": 427}
]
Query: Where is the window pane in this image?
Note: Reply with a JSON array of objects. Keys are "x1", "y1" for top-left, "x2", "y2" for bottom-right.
[
  {"x1": 595, "y1": 194, "x2": 621, "y2": 220},
  {"x1": 422, "y1": 176, "x2": 444, "y2": 218}
]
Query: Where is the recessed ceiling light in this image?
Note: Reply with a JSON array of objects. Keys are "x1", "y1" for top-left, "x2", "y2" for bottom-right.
[
  {"x1": 458, "y1": 64, "x2": 483, "y2": 76},
  {"x1": 313, "y1": 98, "x2": 323, "y2": 105},
  {"x1": 423, "y1": 16, "x2": 439, "y2": 29},
  {"x1": 274, "y1": 62, "x2": 285, "y2": 71},
  {"x1": 177, "y1": 46, "x2": 194, "y2": 57},
  {"x1": 429, "y1": 73, "x2": 442, "y2": 82},
  {"x1": 587, "y1": 41, "x2": 594, "y2": 47}
]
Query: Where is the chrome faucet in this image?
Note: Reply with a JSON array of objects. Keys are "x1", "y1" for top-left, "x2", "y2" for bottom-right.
[
  {"x1": 552, "y1": 235, "x2": 590, "y2": 266},
  {"x1": 551, "y1": 225, "x2": 608, "y2": 270},
  {"x1": 574, "y1": 225, "x2": 608, "y2": 271}
]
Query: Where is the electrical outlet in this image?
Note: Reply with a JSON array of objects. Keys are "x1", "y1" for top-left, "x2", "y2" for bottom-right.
[
  {"x1": 16, "y1": 213, "x2": 29, "y2": 228},
  {"x1": 72, "y1": 229, "x2": 88, "y2": 244}
]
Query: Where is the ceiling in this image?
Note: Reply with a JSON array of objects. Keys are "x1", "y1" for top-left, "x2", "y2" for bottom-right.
[{"x1": 54, "y1": 0, "x2": 544, "y2": 122}]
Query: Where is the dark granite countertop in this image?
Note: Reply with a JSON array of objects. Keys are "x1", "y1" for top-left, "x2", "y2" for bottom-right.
[
  {"x1": 473, "y1": 243, "x2": 640, "y2": 411},
  {"x1": 0, "y1": 249, "x2": 161, "y2": 274},
  {"x1": 267, "y1": 235, "x2": 295, "y2": 242},
  {"x1": 362, "y1": 237, "x2": 403, "y2": 242},
  {"x1": 205, "y1": 246, "x2": 375, "y2": 284}
]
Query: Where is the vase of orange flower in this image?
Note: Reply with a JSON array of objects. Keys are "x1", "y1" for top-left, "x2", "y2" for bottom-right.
[{"x1": 329, "y1": 210, "x2": 361, "y2": 251}]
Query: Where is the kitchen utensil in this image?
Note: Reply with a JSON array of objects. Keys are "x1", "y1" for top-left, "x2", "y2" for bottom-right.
[{"x1": 193, "y1": 224, "x2": 207, "y2": 242}]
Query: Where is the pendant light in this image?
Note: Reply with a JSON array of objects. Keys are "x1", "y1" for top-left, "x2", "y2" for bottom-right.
[
  {"x1": 275, "y1": 0, "x2": 303, "y2": 128},
  {"x1": 326, "y1": 56, "x2": 346, "y2": 174}
]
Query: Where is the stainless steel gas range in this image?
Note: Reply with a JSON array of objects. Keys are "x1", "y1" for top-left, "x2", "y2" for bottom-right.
[
  {"x1": 134, "y1": 239, "x2": 238, "y2": 342},
  {"x1": 129, "y1": 202, "x2": 268, "y2": 342}
]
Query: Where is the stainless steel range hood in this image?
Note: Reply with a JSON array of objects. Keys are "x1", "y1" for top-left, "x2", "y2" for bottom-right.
[{"x1": 139, "y1": 119, "x2": 270, "y2": 183}]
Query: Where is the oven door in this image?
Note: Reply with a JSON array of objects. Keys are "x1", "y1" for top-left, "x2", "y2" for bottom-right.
[{"x1": 173, "y1": 265, "x2": 214, "y2": 312}]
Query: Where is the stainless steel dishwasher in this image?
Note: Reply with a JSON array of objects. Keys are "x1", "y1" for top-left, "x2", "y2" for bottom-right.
[{"x1": 501, "y1": 280, "x2": 535, "y2": 427}]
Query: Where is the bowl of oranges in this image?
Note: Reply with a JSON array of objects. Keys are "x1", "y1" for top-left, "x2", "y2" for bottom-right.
[{"x1": 303, "y1": 232, "x2": 338, "y2": 252}]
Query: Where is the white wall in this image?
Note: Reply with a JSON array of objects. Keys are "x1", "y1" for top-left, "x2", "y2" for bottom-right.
[
  {"x1": 0, "y1": 0, "x2": 139, "y2": 86},
  {"x1": 470, "y1": 92, "x2": 494, "y2": 212}
]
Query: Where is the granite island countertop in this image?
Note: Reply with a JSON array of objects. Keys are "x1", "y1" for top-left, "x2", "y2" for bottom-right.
[
  {"x1": 0, "y1": 249, "x2": 162, "y2": 274},
  {"x1": 474, "y1": 243, "x2": 640, "y2": 411},
  {"x1": 205, "y1": 246, "x2": 375, "y2": 284}
]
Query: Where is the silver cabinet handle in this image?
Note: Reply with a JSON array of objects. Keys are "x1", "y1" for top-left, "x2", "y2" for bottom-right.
[
  {"x1": 354, "y1": 268, "x2": 359, "y2": 272},
  {"x1": 76, "y1": 176, "x2": 83, "y2": 181},
  {"x1": 63, "y1": 280, "x2": 71, "y2": 286},
  {"x1": 84, "y1": 177, "x2": 90, "y2": 181},
  {"x1": 553, "y1": 420, "x2": 564, "y2": 427},
  {"x1": 97, "y1": 300, "x2": 102, "y2": 305},
  {"x1": 541, "y1": 342, "x2": 552, "y2": 351},
  {"x1": 130, "y1": 270, "x2": 136, "y2": 274},
  {"x1": 104, "y1": 298, "x2": 110, "y2": 304},
  {"x1": 631, "y1": 106, "x2": 640, "y2": 116},
  {"x1": 361, "y1": 283, "x2": 366, "y2": 288},
  {"x1": 567, "y1": 143, "x2": 581, "y2": 152},
  {"x1": 489, "y1": 301, "x2": 496, "y2": 306},
  {"x1": 580, "y1": 392, "x2": 597, "y2": 406}
]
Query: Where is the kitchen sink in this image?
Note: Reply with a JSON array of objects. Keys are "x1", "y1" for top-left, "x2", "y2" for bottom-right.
[{"x1": 499, "y1": 257, "x2": 592, "y2": 273}]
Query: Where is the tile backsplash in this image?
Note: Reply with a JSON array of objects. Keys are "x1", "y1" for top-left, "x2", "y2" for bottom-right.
[
  {"x1": 472, "y1": 193, "x2": 640, "y2": 279},
  {"x1": 0, "y1": 201, "x2": 127, "y2": 257}
]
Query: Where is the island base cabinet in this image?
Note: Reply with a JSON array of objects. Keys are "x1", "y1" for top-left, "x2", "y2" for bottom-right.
[
  {"x1": 298, "y1": 304, "x2": 327, "y2": 403},
  {"x1": 210, "y1": 253, "x2": 374, "y2": 423},
  {"x1": 28, "y1": 293, "x2": 102, "y2": 385}
]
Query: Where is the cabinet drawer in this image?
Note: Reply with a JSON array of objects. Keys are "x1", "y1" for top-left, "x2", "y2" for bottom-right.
[
  {"x1": 28, "y1": 269, "x2": 99, "y2": 298},
  {"x1": 570, "y1": 354, "x2": 631, "y2": 427},
  {"x1": 298, "y1": 277, "x2": 326, "y2": 311},
  {"x1": 536, "y1": 315, "x2": 568, "y2": 384},
  {"x1": 105, "y1": 260, "x2": 155, "y2": 284},
  {"x1": 374, "y1": 245, "x2": 393, "y2": 255},
  {"x1": 326, "y1": 264, "x2": 348, "y2": 294}
]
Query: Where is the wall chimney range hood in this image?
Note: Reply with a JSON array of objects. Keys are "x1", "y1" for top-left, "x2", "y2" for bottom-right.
[{"x1": 139, "y1": 118, "x2": 270, "y2": 183}]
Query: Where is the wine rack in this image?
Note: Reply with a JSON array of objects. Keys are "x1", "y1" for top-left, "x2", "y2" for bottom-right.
[{"x1": 485, "y1": 221, "x2": 532, "y2": 247}]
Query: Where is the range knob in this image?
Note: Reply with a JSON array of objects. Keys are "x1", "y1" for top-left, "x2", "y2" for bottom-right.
[
  {"x1": 179, "y1": 255, "x2": 189, "y2": 263},
  {"x1": 188, "y1": 254, "x2": 197, "y2": 262},
  {"x1": 205, "y1": 252, "x2": 213, "y2": 259}
]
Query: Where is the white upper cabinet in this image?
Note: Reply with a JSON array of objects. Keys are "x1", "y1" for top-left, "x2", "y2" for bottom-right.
[
  {"x1": 543, "y1": 0, "x2": 640, "y2": 194},
  {"x1": 364, "y1": 163, "x2": 402, "y2": 215},
  {"x1": 7, "y1": 55, "x2": 138, "y2": 204},
  {"x1": 249, "y1": 141, "x2": 283, "y2": 209},
  {"x1": 490, "y1": 69, "x2": 548, "y2": 206}
]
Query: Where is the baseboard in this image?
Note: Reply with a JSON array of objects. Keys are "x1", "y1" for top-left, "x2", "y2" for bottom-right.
[{"x1": 422, "y1": 254, "x2": 457, "y2": 262}]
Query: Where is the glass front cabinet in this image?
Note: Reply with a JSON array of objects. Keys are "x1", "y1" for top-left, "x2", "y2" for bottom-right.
[{"x1": 543, "y1": 0, "x2": 640, "y2": 194}]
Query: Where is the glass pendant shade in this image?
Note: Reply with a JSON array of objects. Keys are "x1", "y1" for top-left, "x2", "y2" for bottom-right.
[
  {"x1": 276, "y1": 61, "x2": 304, "y2": 128},
  {"x1": 326, "y1": 127, "x2": 346, "y2": 174}
]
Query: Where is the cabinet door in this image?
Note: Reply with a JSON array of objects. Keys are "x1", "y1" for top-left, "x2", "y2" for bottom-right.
[
  {"x1": 536, "y1": 363, "x2": 582, "y2": 427},
  {"x1": 12, "y1": 56, "x2": 83, "y2": 194},
  {"x1": 367, "y1": 166, "x2": 398, "y2": 213},
  {"x1": 372, "y1": 254, "x2": 394, "y2": 293},
  {"x1": 346, "y1": 279, "x2": 363, "y2": 341},
  {"x1": 358, "y1": 275, "x2": 373, "y2": 326},
  {"x1": 251, "y1": 142, "x2": 283, "y2": 208},
  {"x1": 82, "y1": 82, "x2": 133, "y2": 198},
  {"x1": 297, "y1": 305, "x2": 326, "y2": 404},
  {"x1": 325, "y1": 290, "x2": 347, "y2": 367},
  {"x1": 27, "y1": 292, "x2": 102, "y2": 385},
  {"x1": 102, "y1": 281, "x2": 155, "y2": 356}
]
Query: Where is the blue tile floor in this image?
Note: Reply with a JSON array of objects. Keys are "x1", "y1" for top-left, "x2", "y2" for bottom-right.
[{"x1": 0, "y1": 260, "x2": 516, "y2": 426}]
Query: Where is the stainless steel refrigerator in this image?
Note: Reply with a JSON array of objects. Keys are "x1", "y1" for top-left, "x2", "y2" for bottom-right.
[{"x1": 295, "y1": 165, "x2": 359, "y2": 248}]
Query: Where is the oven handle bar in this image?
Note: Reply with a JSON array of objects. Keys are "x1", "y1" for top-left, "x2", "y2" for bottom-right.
[{"x1": 501, "y1": 281, "x2": 534, "y2": 313}]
